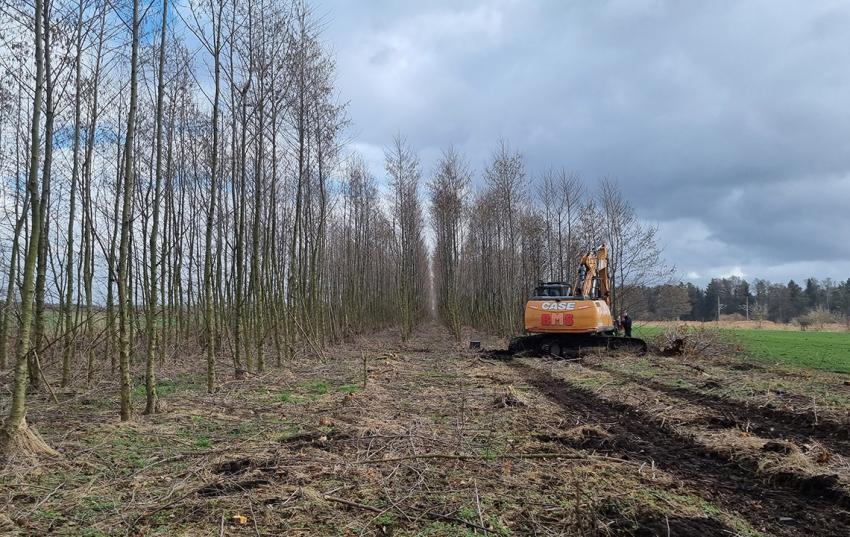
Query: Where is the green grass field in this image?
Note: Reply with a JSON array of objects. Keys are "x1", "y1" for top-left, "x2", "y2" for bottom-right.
[{"x1": 635, "y1": 324, "x2": 850, "y2": 374}]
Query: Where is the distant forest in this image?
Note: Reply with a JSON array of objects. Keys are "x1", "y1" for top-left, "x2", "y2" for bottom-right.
[{"x1": 630, "y1": 277, "x2": 850, "y2": 324}]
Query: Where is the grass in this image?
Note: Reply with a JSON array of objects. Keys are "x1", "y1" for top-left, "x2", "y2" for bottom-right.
[
  {"x1": 278, "y1": 390, "x2": 304, "y2": 403},
  {"x1": 276, "y1": 424, "x2": 304, "y2": 442},
  {"x1": 729, "y1": 329, "x2": 850, "y2": 374},
  {"x1": 307, "y1": 380, "x2": 329, "y2": 395},
  {"x1": 375, "y1": 512, "x2": 396, "y2": 526},
  {"x1": 337, "y1": 383, "x2": 359, "y2": 394},
  {"x1": 637, "y1": 323, "x2": 850, "y2": 374},
  {"x1": 632, "y1": 324, "x2": 663, "y2": 341},
  {"x1": 132, "y1": 376, "x2": 200, "y2": 398},
  {"x1": 276, "y1": 379, "x2": 359, "y2": 403}
]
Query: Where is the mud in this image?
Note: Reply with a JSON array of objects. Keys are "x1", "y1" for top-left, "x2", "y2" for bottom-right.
[{"x1": 197, "y1": 478, "x2": 270, "y2": 497}]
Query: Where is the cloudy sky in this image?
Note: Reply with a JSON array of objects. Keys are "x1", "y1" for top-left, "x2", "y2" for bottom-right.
[{"x1": 318, "y1": 0, "x2": 850, "y2": 285}]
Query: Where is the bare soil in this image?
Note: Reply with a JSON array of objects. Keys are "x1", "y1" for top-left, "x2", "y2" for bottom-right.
[{"x1": 1, "y1": 323, "x2": 848, "y2": 536}]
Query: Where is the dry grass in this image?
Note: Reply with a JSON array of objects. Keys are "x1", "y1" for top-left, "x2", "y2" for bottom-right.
[
  {"x1": 646, "y1": 319, "x2": 850, "y2": 332},
  {"x1": 1, "y1": 323, "x2": 847, "y2": 535}
]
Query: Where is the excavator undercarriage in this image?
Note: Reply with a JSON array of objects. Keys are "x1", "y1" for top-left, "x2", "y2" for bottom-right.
[{"x1": 507, "y1": 332, "x2": 648, "y2": 357}]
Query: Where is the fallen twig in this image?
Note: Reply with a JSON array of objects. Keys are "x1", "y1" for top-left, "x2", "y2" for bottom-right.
[
  {"x1": 474, "y1": 479, "x2": 487, "y2": 535},
  {"x1": 363, "y1": 452, "x2": 588, "y2": 464},
  {"x1": 20, "y1": 481, "x2": 64, "y2": 519},
  {"x1": 322, "y1": 492, "x2": 382, "y2": 513},
  {"x1": 33, "y1": 349, "x2": 59, "y2": 405}
]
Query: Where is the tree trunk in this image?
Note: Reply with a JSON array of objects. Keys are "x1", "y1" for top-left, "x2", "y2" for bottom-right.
[
  {"x1": 117, "y1": 0, "x2": 141, "y2": 422},
  {"x1": 0, "y1": 0, "x2": 58, "y2": 461},
  {"x1": 61, "y1": 1, "x2": 85, "y2": 388},
  {"x1": 144, "y1": 0, "x2": 169, "y2": 415},
  {"x1": 31, "y1": 0, "x2": 56, "y2": 390}
]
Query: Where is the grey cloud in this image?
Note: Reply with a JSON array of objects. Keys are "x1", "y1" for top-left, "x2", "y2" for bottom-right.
[{"x1": 323, "y1": 0, "x2": 850, "y2": 284}]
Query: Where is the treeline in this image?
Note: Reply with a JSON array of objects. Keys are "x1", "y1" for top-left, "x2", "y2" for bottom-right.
[
  {"x1": 428, "y1": 143, "x2": 671, "y2": 339},
  {"x1": 626, "y1": 277, "x2": 850, "y2": 324}
]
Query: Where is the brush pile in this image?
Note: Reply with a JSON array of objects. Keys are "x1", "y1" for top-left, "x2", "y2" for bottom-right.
[{"x1": 650, "y1": 324, "x2": 741, "y2": 357}]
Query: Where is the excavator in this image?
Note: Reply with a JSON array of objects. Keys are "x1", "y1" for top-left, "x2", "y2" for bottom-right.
[{"x1": 507, "y1": 244, "x2": 647, "y2": 357}]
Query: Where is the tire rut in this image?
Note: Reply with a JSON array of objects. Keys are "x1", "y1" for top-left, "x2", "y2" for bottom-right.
[
  {"x1": 588, "y1": 363, "x2": 850, "y2": 455},
  {"x1": 515, "y1": 362, "x2": 850, "y2": 537}
]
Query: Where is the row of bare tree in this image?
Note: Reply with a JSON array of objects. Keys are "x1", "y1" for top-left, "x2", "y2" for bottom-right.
[
  {"x1": 0, "y1": 0, "x2": 432, "y2": 459},
  {"x1": 428, "y1": 143, "x2": 670, "y2": 339},
  {"x1": 0, "y1": 0, "x2": 663, "y2": 461}
]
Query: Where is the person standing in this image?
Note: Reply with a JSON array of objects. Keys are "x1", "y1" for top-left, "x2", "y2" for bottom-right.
[{"x1": 621, "y1": 312, "x2": 633, "y2": 338}]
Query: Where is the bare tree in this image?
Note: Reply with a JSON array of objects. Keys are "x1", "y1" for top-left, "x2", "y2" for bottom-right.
[
  {"x1": 385, "y1": 135, "x2": 427, "y2": 341},
  {"x1": 599, "y1": 178, "x2": 672, "y2": 317},
  {"x1": 558, "y1": 170, "x2": 583, "y2": 282},
  {"x1": 428, "y1": 147, "x2": 469, "y2": 342},
  {"x1": 0, "y1": 0, "x2": 58, "y2": 460},
  {"x1": 482, "y1": 141, "x2": 528, "y2": 334},
  {"x1": 186, "y1": 0, "x2": 227, "y2": 392},
  {"x1": 117, "y1": 0, "x2": 142, "y2": 421},
  {"x1": 142, "y1": 0, "x2": 170, "y2": 414},
  {"x1": 59, "y1": 0, "x2": 85, "y2": 388}
]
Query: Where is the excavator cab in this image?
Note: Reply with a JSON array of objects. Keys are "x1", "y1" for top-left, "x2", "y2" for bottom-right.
[{"x1": 532, "y1": 283, "x2": 573, "y2": 299}]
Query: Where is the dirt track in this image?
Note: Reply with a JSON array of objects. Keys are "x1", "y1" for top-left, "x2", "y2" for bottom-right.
[{"x1": 2, "y1": 322, "x2": 849, "y2": 536}]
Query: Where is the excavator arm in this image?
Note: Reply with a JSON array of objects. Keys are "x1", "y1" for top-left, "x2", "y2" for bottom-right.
[
  {"x1": 573, "y1": 244, "x2": 611, "y2": 306},
  {"x1": 596, "y1": 245, "x2": 611, "y2": 306}
]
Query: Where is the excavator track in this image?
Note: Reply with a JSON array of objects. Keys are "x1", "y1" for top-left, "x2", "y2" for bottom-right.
[{"x1": 507, "y1": 333, "x2": 647, "y2": 358}]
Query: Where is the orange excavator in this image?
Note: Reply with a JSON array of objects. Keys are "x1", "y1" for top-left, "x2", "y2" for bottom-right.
[{"x1": 507, "y1": 244, "x2": 647, "y2": 356}]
